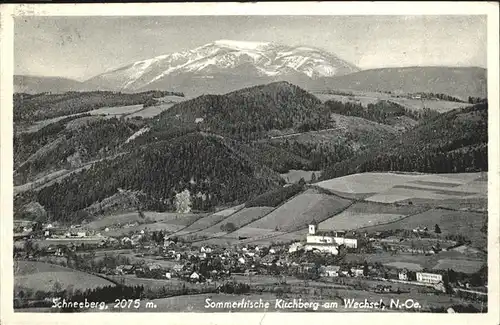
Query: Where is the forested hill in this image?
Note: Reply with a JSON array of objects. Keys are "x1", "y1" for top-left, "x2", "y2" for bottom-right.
[
  {"x1": 15, "y1": 132, "x2": 283, "y2": 222},
  {"x1": 150, "y1": 81, "x2": 329, "y2": 141},
  {"x1": 322, "y1": 102, "x2": 488, "y2": 179}
]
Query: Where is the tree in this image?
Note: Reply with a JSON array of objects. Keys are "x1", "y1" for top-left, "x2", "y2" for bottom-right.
[
  {"x1": 53, "y1": 281, "x2": 62, "y2": 293},
  {"x1": 434, "y1": 224, "x2": 442, "y2": 234},
  {"x1": 221, "y1": 222, "x2": 236, "y2": 233},
  {"x1": 175, "y1": 189, "x2": 192, "y2": 213},
  {"x1": 32, "y1": 222, "x2": 43, "y2": 233}
]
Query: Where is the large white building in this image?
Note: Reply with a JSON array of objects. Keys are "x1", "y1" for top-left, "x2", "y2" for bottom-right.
[{"x1": 416, "y1": 272, "x2": 443, "y2": 284}]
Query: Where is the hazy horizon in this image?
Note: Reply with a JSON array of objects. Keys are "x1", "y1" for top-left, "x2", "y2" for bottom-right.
[{"x1": 15, "y1": 15, "x2": 487, "y2": 81}]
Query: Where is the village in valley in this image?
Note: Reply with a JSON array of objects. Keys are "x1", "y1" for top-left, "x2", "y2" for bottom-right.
[{"x1": 13, "y1": 184, "x2": 488, "y2": 313}]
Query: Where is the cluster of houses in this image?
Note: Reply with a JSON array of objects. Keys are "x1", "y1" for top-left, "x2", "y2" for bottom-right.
[
  {"x1": 15, "y1": 220, "x2": 482, "y2": 299},
  {"x1": 95, "y1": 242, "x2": 290, "y2": 283}
]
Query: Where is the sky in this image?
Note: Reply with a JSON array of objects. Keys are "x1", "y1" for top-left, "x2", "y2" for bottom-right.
[{"x1": 14, "y1": 15, "x2": 487, "y2": 81}]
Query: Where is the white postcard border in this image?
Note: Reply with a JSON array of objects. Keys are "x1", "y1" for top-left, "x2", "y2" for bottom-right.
[{"x1": 1, "y1": 2, "x2": 499, "y2": 325}]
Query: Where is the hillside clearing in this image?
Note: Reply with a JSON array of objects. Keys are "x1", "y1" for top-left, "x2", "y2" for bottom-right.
[
  {"x1": 87, "y1": 104, "x2": 144, "y2": 116},
  {"x1": 280, "y1": 170, "x2": 322, "y2": 183},
  {"x1": 313, "y1": 92, "x2": 384, "y2": 106},
  {"x1": 126, "y1": 103, "x2": 176, "y2": 119}
]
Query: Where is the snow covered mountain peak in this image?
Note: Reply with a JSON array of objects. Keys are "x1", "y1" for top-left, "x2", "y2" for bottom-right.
[{"x1": 86, "y1": 40, "x2": 360, "y2": 92}]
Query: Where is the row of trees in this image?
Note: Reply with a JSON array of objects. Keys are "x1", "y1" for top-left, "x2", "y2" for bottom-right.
[{"x1": 468, "y1": 96, "x2": 487, "y2": 104}]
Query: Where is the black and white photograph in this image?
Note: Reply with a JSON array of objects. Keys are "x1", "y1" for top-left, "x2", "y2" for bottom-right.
[{"x1": 1, "y1": 2, "x2": 499, "y2": 324}]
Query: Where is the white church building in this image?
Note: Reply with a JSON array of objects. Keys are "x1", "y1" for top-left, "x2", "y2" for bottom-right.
[{"x1": 289, "y1": 223, "x2": 358, "y2": 255}]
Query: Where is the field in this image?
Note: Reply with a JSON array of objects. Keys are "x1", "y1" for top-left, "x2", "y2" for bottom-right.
[
  {"x1": 86, "y1": 211, "x2": 206, "y2": 232},
  {"x1": 245, "y1": 189, "x2": 351, "y2": 232},
  {"x1": 212, "y1": 204, "x2": 245, "y2": 217},
  {"x1": 362, "y1": 208, "x2": 487, "y2": 248},
  {"x1": 319, "y1": 211, "x2": 405, "y2": 231},
  {"x1": 345, "y1": 251, "x2": 484, "y2": 272},
  {"x1": 14, "y1": 261, "x2": 114, "y2": 292},
  {"x1": 280, "y1": 170, "x2": 322, "y2": 184},
  {"x1": 389, "y1": 98, "x2": 471, "y2": 113},
  {"x1": 317, "y1": 201, "x2": 427, "y2": 231},
  {"x1": 86, "y1": 212, "x2": 149, "y2": 229},
  {"x1": 432, "y1": 259, "x2": 484, "y2": 274},
  {"x1": 316, "y1": 172, "x2": 486, "y2": 204},
  {"x1": 383, "y1": 262, "x2": 423, "y2": 271},
  {"x1": 199, "y1": 207, "x2": 275, "y2": 236},
  {"x1": 102, "y1": 274, "x2": 208, "y2": 290},
  {"x1": 174, "y1": 213, "x2": 232, "y2": 236}
]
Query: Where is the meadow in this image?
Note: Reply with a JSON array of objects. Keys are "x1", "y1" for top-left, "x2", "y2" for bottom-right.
[
  {"x1": 362, "y1": 208, "x2": 487, "y2": 249},
  {"x1": 246, "y1": 189, "x2": 351, "y2": 232},
  {"x1": 316, "y1": 172, "x2": 485, "y2": 204},
  {"x1": 14, "y1": 261, "x2": 114, "y2": 292}
]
